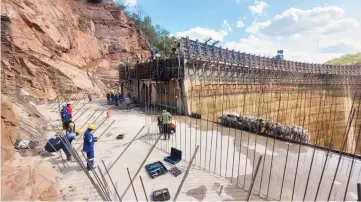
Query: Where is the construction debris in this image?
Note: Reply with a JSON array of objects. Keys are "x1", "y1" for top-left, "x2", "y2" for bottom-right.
[{"x1": 220, "y1": 113, "x2": 310, "y2": 143}]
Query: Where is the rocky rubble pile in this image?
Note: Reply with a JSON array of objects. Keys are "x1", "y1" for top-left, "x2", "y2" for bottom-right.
[{"x1": 220, "y1": 113, "x2": 310, "y2": 143}]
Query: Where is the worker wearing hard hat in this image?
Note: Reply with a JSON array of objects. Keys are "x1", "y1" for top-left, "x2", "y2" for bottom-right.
[
  {"x1": 83, "y1": 124, "x2": 96, "y2": 170},
  {"x1": 43, "y1": 129, "x2": 82, "y2": 161},
  {"x1": 161, "y1": 109, "x2": 172, "y2": 140}
]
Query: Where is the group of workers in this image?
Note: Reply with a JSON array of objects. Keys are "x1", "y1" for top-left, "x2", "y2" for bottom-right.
[
  {"x1": 44, "y1": 103, "x2": 97, "y2": 171},
  {"x1": 149, "y1": 49, "x2": 160, "y2": 60},
  {"x1": 148, "y1": 40, "x2": 180, "y2": 61},
  {"x1": 106, "y1": 92, "x2": 137, "y2": 110},
  {"x1": 44, "y1": 97, "x2": 176, "y2": 170},
  {"x1": 106, "y1": 92, "x2": 122, "y2": 106}
]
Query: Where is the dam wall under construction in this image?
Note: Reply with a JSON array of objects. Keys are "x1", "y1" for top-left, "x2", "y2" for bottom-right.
[{"x1": 119, "y1": 37, "x2": 361, "y2": 155}]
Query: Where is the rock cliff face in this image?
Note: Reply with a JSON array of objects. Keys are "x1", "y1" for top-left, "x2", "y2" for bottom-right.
[
  {"x1": 1, "y1": 1, "x2": 150, "y2": 199},
  {"x1": 1, "y1": 96, "x2": 62, "y2": 201},
  {"x1": 1, "y1": 98, "x2": 18, "y2": 163},
  {"x1": 1, "y1": 0, "x2": 149, "y2": 100}
]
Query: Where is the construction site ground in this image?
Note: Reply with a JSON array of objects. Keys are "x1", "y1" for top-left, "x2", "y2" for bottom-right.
[{"x1": 37, "y1": 99, "x2": 265, "y2": 201}]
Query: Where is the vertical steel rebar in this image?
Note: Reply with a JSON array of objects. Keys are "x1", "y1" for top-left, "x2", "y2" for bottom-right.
[
  {"x1": 314, "y1": 107, "x2": 356, "y2": 201},
  {"x1": 291, "y1": 116, "x2": 306, "y2": 201},
  {"x1": 252, "y1": 86, "x2": 263, "y2": 176},
  {"x1": 220, "y1": 85, "x2": 225, "y2": 176},
  {"x1": 98, "y1": 165, "x2": 110, "y2": 196},
  {"x1": 276, "y1": 90, "x2": 294, "y2": 199},
  {"x1": 326, "y1": 109, "x2": 356, "y2": 201},
  {"x1": 343, "y1": 125, "x2": 361, "y2": 201},
  {"x1": 231, "y1": 89, "x2": 238, "y2": 183},
  {"x1": 173, "y1": 145, "x2": 200, "y2": 202},
  {"x1": 195, "y1": 85, "x2": 199, "y2": 166},
  {"x1": 244, "y1": 93, "x2": 251, "y2": 186},
  {"x1": 127, "y1": 168, "x2": 138, "y2": 201},
  {"x1": 237, "y1": 93, "x2": 247, "y2": 186},
  {"x1": 119, "y1": 134, "x2": 162, "y2": 200},
  {"x1": 61, "y1": 135, "x2": 108, "y2": 201},
  {"x1": 266, "y1": 95, "x2": 282, "y2": 197},
  {"x1": 302, "y1": 90, "x2": 324, "y2": 201},
  {"x1": 199, "y1": 84, "x2": 203, "y2": 168},
  {"x1": 189, "y1": 85, "x2": 193, "y2": 160},
  {"x1": 139, "y1": 176, "x2": 149, "y2": 202},
  {"x1": 246, "y1": 155, "x2": 263, "y2": 201},
  {"x1": 225, "y1": 91, "x2": 232, "y2": 177},
  {"x1": 213, "y1": 86, "x2": 220, "y2": 174},
  {"x1": 209, "y1": 89, "x2": 216, "y2": 172},
  {"x1": 204, "y1": 85, "x2": 210, "y2": 171},
  {"x1": 101, "y1": 160, "x2": 122, "y2": 202},
  {"x1": 81, "y1": 152, "x2": 111, "y2": 201}
]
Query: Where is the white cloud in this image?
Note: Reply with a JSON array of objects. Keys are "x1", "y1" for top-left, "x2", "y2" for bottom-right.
[
  {"x1": 319, "y1": 38, "x2": 361, "y2": 52},
  {"x1": 123, "y1": 0, "x2": 136, "y2": 7},
  {"x1": 222, "y1": 20, "x2": 232, "y2": 32},
  {"x1": 237, "y1": 5, "x2": 361, "y2": 63},
  {"x1": 177, "y1": 6, "x2": 361, "y2": 63},
  {"x1": 249, "y1": 0, "x2": 268, "y2": 15},
  {"x1": 321, "y1": 18, "x2": 359, "y2": 34},
  {"x1": 224, "y1": 26, "x2": 361, "y2": 63},
  {"x1": 246, "y1": 6, "x2": 358, "y2": 36},
  {"x1": 224, "y1": 35, "x2": 277, "y2": 57},
  {"x1": 236, "y1": 20, "x2": 245, "y2": 28},
  {"x1": 175, "y1": 27, "x2": 228, "y2": 42},
  {"x1": 176, "y1": 20, "x2": 233, "y2": 42}
]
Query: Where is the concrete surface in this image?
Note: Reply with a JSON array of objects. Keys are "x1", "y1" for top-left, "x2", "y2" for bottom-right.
[
  {"x1": 37, "y1": 99, "x2": 264, "y2": 201},
  {"x1": 37, "y1": 98, "x2": 361, "y2": 201}
]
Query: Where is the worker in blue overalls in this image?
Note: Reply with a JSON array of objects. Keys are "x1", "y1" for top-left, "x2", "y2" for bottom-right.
[
  {"x1": 83, "y1": 124, "x2": 96, "y2": 170},
  {"x1": 44, "y1": 129, "x2": 82, "y2": 161}
]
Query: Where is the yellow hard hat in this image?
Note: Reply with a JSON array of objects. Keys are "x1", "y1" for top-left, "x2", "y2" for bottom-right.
[
  {"x1": 75, "y1": 129, "x2": 83, "y2": 135},
  {"x1": 88, "y1": 124, "x2": 96, "y2": 130}
]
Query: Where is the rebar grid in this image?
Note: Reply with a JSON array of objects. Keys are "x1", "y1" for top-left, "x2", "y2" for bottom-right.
[{"x1": 133, "y1": 47, "x2": 361, "y2": 201}]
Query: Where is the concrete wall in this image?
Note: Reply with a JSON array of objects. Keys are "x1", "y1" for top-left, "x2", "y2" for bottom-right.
[
  {"x1": 182, "y1": 82, "x2": 361, "y2": 153},
  {"x1": 123, "y1": 60, "x2": 361, "y2": 154}
]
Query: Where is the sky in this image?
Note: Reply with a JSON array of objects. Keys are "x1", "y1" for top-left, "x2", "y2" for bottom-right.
[{"x1": 124, "y1": 0, "x2": 361, "y2": 63}]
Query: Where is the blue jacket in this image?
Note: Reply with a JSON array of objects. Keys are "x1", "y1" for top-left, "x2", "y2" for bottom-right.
[
  {"x1": 61, "y1": 107, "x2": 69, "y2": 121},
  {"x1": 82, "y1": 130, "x2": 95, "y2": 152},
  {"x1": 61, "y1": 107, "x2": 66, "y2": 116},
  {"x1": 66, "y1": 132, "x2": 77, "y2": 144},
  {"x1": 49, "y1": 136, "x2": 62, "y2": 151}
]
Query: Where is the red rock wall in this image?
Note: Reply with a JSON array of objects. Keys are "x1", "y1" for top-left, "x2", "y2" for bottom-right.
[
  {"x1": 1, "y1": 96, "x2": 62, "y2": 201},
  {"x1": 1, "y1": 0, "x2": 150, "y2": 100},
  {"x1": 1, "y1": 98, "x2": 19, "y2": 163}
]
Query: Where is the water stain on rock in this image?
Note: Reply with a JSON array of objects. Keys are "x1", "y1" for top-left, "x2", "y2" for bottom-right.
[{"x1": 186, "y1": 185, "x2": 207, "y2": 201}]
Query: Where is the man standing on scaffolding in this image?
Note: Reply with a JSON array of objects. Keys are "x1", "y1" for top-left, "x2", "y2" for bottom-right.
[{"x1": 161, "y1": 109, "x2": 172, "y2": 140}]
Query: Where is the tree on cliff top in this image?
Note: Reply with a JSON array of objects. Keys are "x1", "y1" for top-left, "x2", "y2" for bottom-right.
[
  {"x1": 113, "y1": 0, "x2": 177, "y2": 57},
  {"x1": 325, "y1": 52, "x2": 361, "y2": 65}
]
